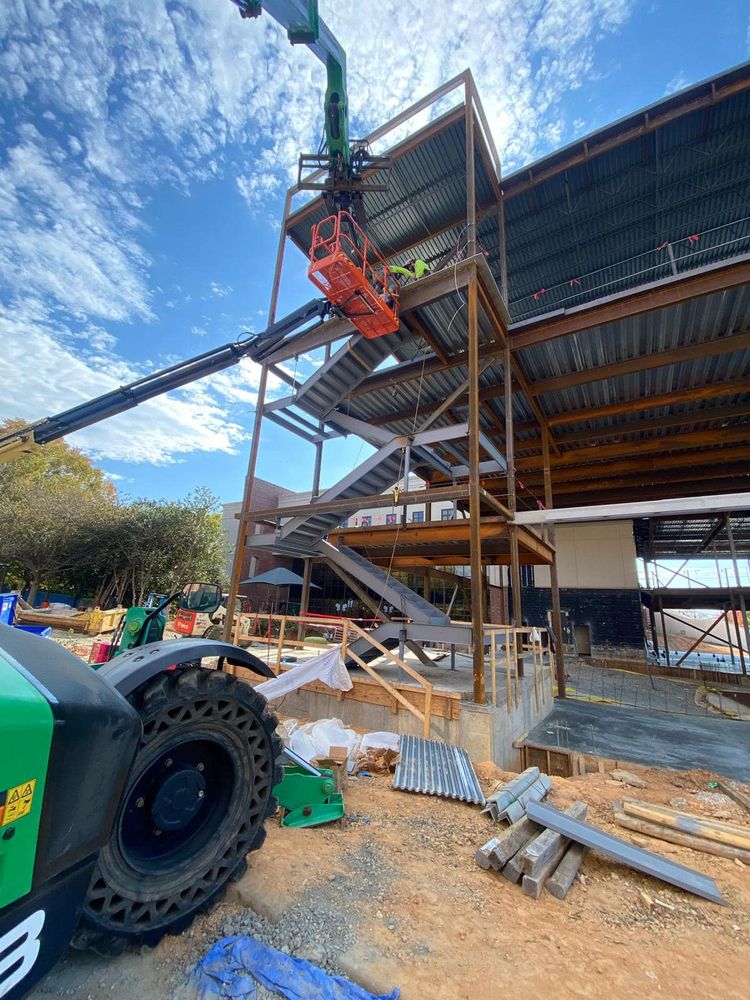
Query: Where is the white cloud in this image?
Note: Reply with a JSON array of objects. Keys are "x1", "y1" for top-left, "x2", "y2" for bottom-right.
[
  {"x1": 0, "y1": 0, "x2": 637, "y2": 468},
  {"x1": 665, "y1": 70, "x2": 689, "y2": 96},
  {"x1": 0, "y1": 301, "x2": 261, "y2": 465}
]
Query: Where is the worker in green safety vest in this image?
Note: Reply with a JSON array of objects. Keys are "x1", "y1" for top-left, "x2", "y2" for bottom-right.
[{"x1": 390, "y1": 258, "x2": 431, "y2": 281}]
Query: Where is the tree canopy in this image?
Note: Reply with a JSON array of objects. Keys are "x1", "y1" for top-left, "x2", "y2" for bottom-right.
[{"x1": 0, "y1": 421, "x2": 228, "y2": 607}]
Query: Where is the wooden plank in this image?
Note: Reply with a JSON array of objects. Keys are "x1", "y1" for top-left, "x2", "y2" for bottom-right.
[
  {"x1": 16, "y1": 610, "x2": 91, "y2": 633},
  {"x1": 619, "y1": 798, "x2": 750, "y2": 851},
  {"x1": 489, "y1": 815, "x2": 541, "y2": 867},
  {"x1": 613, "y1": 808, "x2": 750, "y2": 863},
  {"x1": 546, "y1": 843, "x2": 588, "y2": 900},
  {"x1": 716, "y1": 780, "x2": 750, "y2": 815},
  {"x1": 521, "y1": 801, "x2": 588, "y2": 878}
]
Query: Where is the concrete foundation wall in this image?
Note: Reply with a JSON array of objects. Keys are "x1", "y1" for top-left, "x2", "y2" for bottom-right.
[{"x1": 277, "y1": 675, "x2": 553, "y2": 770}]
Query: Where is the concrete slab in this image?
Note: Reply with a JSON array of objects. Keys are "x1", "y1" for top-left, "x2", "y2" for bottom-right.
[{"x1": 525, "y1": 699, "x2": 750, "y2": 781}]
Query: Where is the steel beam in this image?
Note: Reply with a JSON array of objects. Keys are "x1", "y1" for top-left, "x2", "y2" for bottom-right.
[
  {"x1": 514, "y1": 257, "x2": 750, "y2": 353},
  {"x1": 525, "y1": 802, "x2": 726, "y2": 905},
  {"x1": 514, "y1": 493, "x2": 750, "y2": 525}
]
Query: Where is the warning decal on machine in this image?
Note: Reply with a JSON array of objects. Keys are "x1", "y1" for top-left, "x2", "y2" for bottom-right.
[{"x1": 0, "y1": 779, "x2": 37, "y2": 826}]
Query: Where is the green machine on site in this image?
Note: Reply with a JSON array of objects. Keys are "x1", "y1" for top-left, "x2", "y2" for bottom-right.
[
  {"x1": 0, "y1": 4, "x2": 367, "y2": 996},
  {"x1": 0, "y1": 618, "x2": 281, "y2": 999}
]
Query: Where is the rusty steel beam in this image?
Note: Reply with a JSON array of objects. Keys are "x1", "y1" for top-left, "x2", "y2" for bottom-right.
[
  {"x1": 503, "y1": 69, "x2": 750, "y2": 199},
  {"x1": 514, "y1": 426, "x2": 750, "y2": 471},
  {"x1": 512, "y1": 256, "x2": 750, "y2": 352},
  {"x1": 546, "y1": 379, "x2": 750, "y2": 427},
  {"x1": 528, "y1": 328, "x2": 750, "y2": 397}
]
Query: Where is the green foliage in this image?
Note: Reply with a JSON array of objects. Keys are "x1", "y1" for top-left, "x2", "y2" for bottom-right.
[{"x1": 0, "y1": 421, "x2": 229, "y2": 607}]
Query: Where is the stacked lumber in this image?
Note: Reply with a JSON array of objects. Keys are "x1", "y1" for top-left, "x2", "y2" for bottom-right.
[
  {"x1": 475, "y1": 800, "x2": 588, "y2": 900},
  {"x1": 16, "y1": 605, "x2": 124, "y2": 634},
  {"x1": 481, "y1": 766, "x2": 552, "y2": 823},
  {"x1": 613, "y1": 798, "x2": 750, "y2": 862}
]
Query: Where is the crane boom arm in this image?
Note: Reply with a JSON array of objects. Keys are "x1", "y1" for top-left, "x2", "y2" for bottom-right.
[
  {"x1": 0, "y1": 298, "x2": 328, "y2": 464},
  {"x1": 232, "y1": 0, "x2": 349, "y2": 168}
]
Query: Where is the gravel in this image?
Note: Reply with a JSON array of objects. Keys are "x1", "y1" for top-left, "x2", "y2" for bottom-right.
[{"x1": 210, "y1": 839, "x2": 394, "y2": 995}]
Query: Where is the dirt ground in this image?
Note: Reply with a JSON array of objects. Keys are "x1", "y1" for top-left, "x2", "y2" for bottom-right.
[{"x1": 28, "y1": 758, "x2": 750, "y2": 1000}]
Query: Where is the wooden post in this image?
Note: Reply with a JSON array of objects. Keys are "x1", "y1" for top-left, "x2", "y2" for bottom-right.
[
  {"x1": 276, "y1": 615, "x2": 286, "y2": 674},
  {"x1": 468, "y1": 272, "x2": 485, "y2": 704},
  {"x1": 542, "y1": 427, "x2": 566, "y2": 699},
  {"x1": 465, "y1": 76, "x2": 477, "y2": 256},
  {"x1": 297, "y1": 558, "x2": 314, "y2": 641}
]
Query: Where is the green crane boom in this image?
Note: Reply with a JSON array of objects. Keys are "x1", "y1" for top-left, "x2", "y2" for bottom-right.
[{"x1": 232, "y1": 0, "x2": 350, "y2": 175}]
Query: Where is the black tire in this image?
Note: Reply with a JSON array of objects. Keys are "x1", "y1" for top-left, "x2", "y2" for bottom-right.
[
  {"x1": 73, "y1": 667, "x2": 282, "y2": 953},
  {"x1": 203, "y1": 624, "x2": 224, "y2": 640}
]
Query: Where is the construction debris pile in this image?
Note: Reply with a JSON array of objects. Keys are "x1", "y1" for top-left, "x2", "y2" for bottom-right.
[{"x1": 474, "y1": 766, "x2": 730, "y2": 905}]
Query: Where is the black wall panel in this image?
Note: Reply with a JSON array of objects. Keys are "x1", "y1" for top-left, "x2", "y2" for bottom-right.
[{"x1": 519, "y1": 587, "x2": 645, "y2": 649}]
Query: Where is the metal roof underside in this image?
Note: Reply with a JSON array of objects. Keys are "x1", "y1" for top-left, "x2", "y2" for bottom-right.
[
  {"x1": 275, "y1": 64, "x2": 750, "y2": 509},
  {"x1": 634, "y1": 515, "x2": 750, "y2": 559}
]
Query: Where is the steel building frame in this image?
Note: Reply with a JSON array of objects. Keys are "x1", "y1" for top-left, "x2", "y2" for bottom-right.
[{"x1": 226, "y1": 63, "x2": 750, "y2": 705}]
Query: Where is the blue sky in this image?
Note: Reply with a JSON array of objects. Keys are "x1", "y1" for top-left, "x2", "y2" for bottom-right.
[{"x1": 1, "y1": 0, "x2": 749, "y2": 506}]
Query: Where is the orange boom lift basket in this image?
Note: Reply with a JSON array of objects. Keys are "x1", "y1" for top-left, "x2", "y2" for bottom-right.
[{"x1": 307, "y1": 211, "x2": 400, "y2": 339}]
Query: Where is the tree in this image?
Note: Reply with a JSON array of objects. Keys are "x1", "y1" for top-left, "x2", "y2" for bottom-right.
[
  {"x1": 0, "y1": 420, "x2": 117, "y2": 603},
  {"x1": 0, "y1": 421, "x2": 229, "y2": 608}
]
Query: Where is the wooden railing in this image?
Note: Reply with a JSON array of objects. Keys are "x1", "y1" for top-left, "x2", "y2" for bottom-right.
[
  {"x1": 484, "y1": 626, "x2": 554, "y2": 714},
  {"x1": 232, "y1": 612, "x2": 434, "y2": 738}
]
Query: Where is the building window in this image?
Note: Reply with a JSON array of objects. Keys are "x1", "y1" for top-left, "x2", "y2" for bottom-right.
[
  {"x1": 385, "y1": 513, "x2": 397, "y2": 525},
  {"x1": 440, "y1": 508, "x2": 454, "y2": 520},
  {"x1": 412, "y1": 510, "x2": 424, "y2": 523},
  {"x1": 360, "y1": 515, "x2": 372, "y2": 527},
  {"x1": 520, "y1": 565, "x2": 535, "y2": 587}
]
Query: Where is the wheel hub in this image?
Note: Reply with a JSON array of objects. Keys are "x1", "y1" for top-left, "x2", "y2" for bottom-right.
[{"x1": 150, "y1": 767, "x2": 206, "y2": 831}]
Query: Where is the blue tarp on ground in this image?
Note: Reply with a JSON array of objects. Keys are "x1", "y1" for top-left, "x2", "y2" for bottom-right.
[{"x1": 196, "y1": 935, "x2": 399, "y2": 1000}]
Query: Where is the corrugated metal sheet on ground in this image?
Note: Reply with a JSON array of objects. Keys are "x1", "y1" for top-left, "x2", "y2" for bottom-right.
[{"x1": 392, "y1": 735, "x2": 485, "y2": 805}]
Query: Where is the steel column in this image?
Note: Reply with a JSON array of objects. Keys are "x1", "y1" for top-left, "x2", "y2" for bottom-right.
[
  {"x1": 224, "y1": 191, "x2": 291, "y2": 642},
  {"x1": 542, "y1": 428, "x2": 566, "y2": 698},
  {"x1": 468, "y1": 272, "x2": 485, "y2": 704},
  {"x1": 224, "y1": 365, "x2": 269, "y2": 643},
  {"x1": 725, "y1": 514, "x2": 750, "y2": 671},
  {"x1": 464, "y1": 76, "x2": 477, "y2": 257}
]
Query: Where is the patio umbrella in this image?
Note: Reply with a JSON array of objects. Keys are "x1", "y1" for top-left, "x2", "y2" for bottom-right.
[
  {"x1": 240, "y1": 567, "x2": 320, "y2": 615},
  {"x1": 240, "y1": 568, "x2": 319, "y2": 588}
]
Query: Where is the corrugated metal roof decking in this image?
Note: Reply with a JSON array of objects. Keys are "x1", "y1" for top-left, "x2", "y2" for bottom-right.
[{"x1": 392, "y1": 735, "x2": 485, "y2": 805}]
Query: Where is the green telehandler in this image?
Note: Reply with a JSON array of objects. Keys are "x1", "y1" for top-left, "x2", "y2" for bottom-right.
[
  {"x1": 0, "y1": 597, "x2": 281, "y2": 999},
  {"x1": 0, "y1": 4, "x2": 376, "y2": 995}
]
